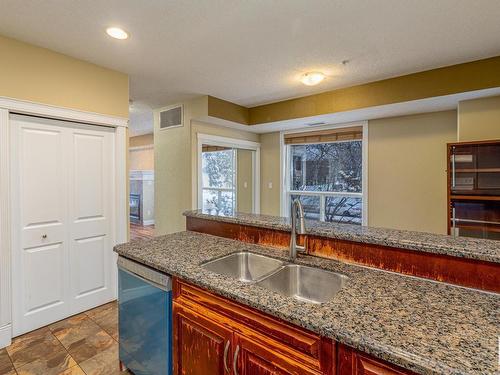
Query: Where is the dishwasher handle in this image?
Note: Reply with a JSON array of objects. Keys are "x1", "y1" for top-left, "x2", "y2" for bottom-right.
[{"x1": 118, "y1": 256, "x2": 172, "y2": 291}]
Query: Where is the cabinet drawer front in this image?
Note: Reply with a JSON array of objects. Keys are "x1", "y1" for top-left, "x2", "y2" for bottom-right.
[
  {"x1": 236, "y1": 334, "x2": 322, "y2": 375},
  {"x1": 338, "y1": 344, "x2": 414, "y2": 375},
  {"x1": 173, "y1": 279, "x2": 326, "y2": 369}
]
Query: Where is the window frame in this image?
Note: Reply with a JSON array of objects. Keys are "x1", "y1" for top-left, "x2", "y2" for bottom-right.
[
  {"x1": 197, "y1": 133, "x2": 261, "y2": 214},
  {"x1": 201, "y1": 148, "x2": 237, "y2": 214},
  {"x1": 280, "y1": 122, "x2": 368, "y2": 225}
]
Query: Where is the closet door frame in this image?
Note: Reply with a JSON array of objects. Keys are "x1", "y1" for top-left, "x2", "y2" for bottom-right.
[{"x1": 0, "y1": 97, "x2": 128, "y2": 348}]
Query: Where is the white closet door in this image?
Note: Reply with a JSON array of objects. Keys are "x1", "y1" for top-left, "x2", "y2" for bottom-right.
[
  {"x1": 69, "y1": 126, "x2": 114, "y2": 311},
  {"x1": 11, "y1": 116, "x2": 115, "y2": 336}
]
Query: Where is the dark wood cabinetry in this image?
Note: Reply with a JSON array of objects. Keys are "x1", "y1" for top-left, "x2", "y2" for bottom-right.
[
  {"x1": 447, "y1": 140, "x2": 500, "y2": 240},
  {"x1": 173, "y1": 303, "x2": 233, "y2": 375},
  {"x1": 173, "y1": 278, "x2": 415, "y2": 375}
]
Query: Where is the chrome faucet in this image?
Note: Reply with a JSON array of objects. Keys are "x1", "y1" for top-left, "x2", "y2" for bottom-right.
[{"x1": 289, "y1": 199, "x2": 307, "y2": 261}]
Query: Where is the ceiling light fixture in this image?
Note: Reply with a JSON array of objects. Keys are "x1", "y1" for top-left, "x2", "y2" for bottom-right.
[
  {"x1": 300, "y1": 72, "x2": 325, "y2": 86},
  {"x1": 106, "y1": 27, "x2": 129, "y2": 40}
]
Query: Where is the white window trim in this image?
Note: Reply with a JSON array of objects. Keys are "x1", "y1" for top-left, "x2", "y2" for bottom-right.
[
  {"x1": 280, "y1": 121, "x2": 368, "y2": 225},
  {"x1": 0, "y1": 97, "x2": 128, "y2": 349},
  {"x1": 197, "y1": 133, "x2": 261, "y2": 214}
]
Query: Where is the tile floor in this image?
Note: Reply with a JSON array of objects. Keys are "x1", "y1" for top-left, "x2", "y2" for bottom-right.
[
  {"x1": 0, "y1": 301, "x2": 129, "y2": 375},
  {"x1": 130, "y1": 224, "x2": 155, "y2": 241}
]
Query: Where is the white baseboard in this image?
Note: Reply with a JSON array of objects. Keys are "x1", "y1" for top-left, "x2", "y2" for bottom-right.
[
  {"x1": 142, "y1": 219, "x2": 155, "y2": 226},
  {"x1": 0, "y1": 324, "x2": 11, "y2": 349}
]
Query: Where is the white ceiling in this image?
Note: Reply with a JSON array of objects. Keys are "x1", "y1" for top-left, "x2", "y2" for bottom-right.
[
  {"x1": 128, "y1": 101, "x2": 153, "y2": 137},
  {"x1": 1, "y1": 0, "x2": 500, "y2": 135}
]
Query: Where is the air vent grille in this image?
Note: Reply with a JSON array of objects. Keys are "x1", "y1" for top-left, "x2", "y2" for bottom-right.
[{"x1": 159, "y1": 105, "x2": 183, "y2": 130}]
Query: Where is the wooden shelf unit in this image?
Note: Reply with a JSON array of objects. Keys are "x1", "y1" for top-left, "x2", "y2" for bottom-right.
[{"x1": 447, "y1": 139, "x2": 500, "y2": 240}]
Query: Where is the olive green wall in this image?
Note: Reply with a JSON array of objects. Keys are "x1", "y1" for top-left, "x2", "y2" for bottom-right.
[
  {"x1": 458, "y1": 95, "x2": 500, "y2": 141},
  {"x1": 368, "y1": 111, "x2": 457, "y2": 234},
  {"x1": 259, "y1": 132, "x2": 282, "y2": 216},
  {"x1": 237, "y1": 149, "x2": 254, "y2": 213},
  {"x1": 154, "y1": 97, "x2": 208, "y2": 235}
]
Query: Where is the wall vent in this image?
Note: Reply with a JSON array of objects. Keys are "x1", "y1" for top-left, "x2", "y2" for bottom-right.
[
  {"x1": 159, "y1": 105, "x2": 183, "y2": 130},
  {"x1": 306, "y1": 121, "x2": 326, "y2": 127}
]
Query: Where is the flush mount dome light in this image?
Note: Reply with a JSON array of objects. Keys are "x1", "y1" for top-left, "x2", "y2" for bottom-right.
[
  {"x1": 106, "y1": 27, "x2": 128, "y2": 40},
  {"x1": 300, "y1": 72, "x2": 325, "y2": 86}
]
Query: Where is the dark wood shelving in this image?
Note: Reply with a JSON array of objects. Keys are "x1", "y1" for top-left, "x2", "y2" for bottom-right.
[
  {"x1": 450, "y1": 195, "x2": 500, "y2": 201},
  {"x1": 455, "y1": 168, "x2": 500, "y2": 173},
  {"x1": 447, "y1": 139, "x2": 500, "y2": 240}
]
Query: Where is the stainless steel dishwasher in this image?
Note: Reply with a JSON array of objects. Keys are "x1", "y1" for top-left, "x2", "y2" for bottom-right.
[{"x1": 117, "y1": 256, "x2": 172, "y2": 375}]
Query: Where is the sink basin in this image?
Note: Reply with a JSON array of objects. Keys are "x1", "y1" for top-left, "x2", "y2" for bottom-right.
[
  {"x1": 202, "y1": 252, "x2": 285, "y2": 282},
  {"x1": 257, "y1": 264, "x2": 348, "y2": 304}
]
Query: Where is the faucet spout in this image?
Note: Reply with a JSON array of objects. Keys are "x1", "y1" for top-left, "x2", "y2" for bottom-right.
[{"x1": 289, "y1": 199, "x2": 307, "y2": 261}]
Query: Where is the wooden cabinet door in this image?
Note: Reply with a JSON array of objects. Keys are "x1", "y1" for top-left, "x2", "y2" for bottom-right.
[
  {"x1": 173, "y1": 303, "x2": 233, "y2": 375},
  {"x1": 337, "y1": 344, "x2": 413, "y2": 375},
  {"x1": 234, "y1": 334, "x2": 321, "y2": 375}
]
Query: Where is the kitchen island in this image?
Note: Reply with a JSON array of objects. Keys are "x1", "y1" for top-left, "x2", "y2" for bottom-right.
[{"x1": 114, "y1": 230, "x2": 499, "y2": 374}]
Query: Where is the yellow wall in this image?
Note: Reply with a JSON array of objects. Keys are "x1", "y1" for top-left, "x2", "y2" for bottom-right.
[
  {"x1": 237, "y1": 149, "x2": 254, "y2": 213},
  {"x1": 0, "y1": 35, "x2": 129, "y2": 117},
  {"x1": 260, "y1": 132, "x2": 281, "y2": 216},
  {"x1": 458, "y1": 95, "x2": 500, "y2": 141},
  {"x1": 154, "y1": 97, "x2": 208, "y2": 235},
  {"x1": 129, "y1": 134, "x2": 154, "y2": 170},
  {"x1": 130, "y1": 133, "x2": 154, "y2": 147},
  {"x1": 368, "y1": 111, "x2": 457, "y2": 234}
]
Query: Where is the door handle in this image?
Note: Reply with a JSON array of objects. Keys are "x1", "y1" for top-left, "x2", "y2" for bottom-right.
[
  {"x1": 233, "y1": 344, "x2": 240, "y2": 375},
  {"x1": 223, "y1": 340, "x2": 230, "y2": 373}
]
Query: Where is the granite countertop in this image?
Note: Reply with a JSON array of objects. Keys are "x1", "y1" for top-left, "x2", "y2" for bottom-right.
[
  {"x1": 184, "y1": 210, "x2": 500, "y2": 264},
  {"x1": 114, "y1": 231, "x2": 500, "y2": 375}
]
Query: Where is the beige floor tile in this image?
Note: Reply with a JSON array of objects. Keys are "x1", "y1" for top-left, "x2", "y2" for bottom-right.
[
  {"x1": 85, "y1": 302, "x2": 117, "y2": 321},
  {"x1": 50, "y1": 313, "x2": 116, "y2": 364},
  {"x1": 89, "y1": 309, "x2": 118, "y2": 341},
  {"x1": 50, "y1": 315, "x2": 102, "y2": 349},
  {"x1": 49, "y1": 314, "x2": 89, "y2": 334},
  {"x1": 7, "y1": 327, "x2": 51, "y2": 354},
  {"x1": 65, "y1": 329, "x2": 115, "y2": 364},
  {"x1": 57, "y1": 365, "x2": 86, "y2": 375},
  {"x1": 78, "y1": 341, "x2": 122, "y2": 375},
  {"x1": 7, "y1": 330, "x2": 62, "y2": 369},
  {"x1": 0, "y1": 348, "x2": 15, "y2": 375},
  {"x1": 15, "y1": 350, "x2": 76, "y2": 375},
  {"x1": 3, "y1": 301, "x2": 123, "y2": 375}
]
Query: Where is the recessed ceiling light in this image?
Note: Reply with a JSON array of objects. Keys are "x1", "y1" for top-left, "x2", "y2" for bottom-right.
[
  {"x1": 300, "y1": 72, "x2": 325, "y2": 86},
  {"x1": 106, "y1": 27, "x2": 128, "y2": 40}
]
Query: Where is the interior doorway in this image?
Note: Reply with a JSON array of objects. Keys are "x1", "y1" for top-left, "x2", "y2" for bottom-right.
[{"x1": 129, "y1": 133, "x2": 155, "y2": 240}]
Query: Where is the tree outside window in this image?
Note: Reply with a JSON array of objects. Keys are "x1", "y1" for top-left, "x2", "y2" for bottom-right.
[
  {"x1": 201, "y1": 148, "x2": 236, "y2": 216},
  {"x1": 288, "y1": 140, "x2": 363, "y2": 225}
]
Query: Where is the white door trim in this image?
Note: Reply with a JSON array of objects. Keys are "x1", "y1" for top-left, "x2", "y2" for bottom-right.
[
  {"x1": 196, "y1": 133, "x2": 261, "y2": 214},
  {"x1": 0, "y1": 97, "x2": 128, "y2": 347},
  {"x1": 0, "y1": 109, "x2": 12, "y2": 348},
  {"x1": 0, "y1": 96, "x2": 128, "y2": 128}
]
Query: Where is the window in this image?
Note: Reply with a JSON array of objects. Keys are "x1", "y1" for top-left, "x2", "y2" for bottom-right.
[
  {"x1": 284, "y1": 126, "x2": 364, "y2": 225},
  {"x1": 201, "y1": 148, "x2": 236, "y2": 215}
]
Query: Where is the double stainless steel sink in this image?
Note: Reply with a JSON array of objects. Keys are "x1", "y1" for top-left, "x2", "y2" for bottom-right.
[{"x1": 202, "y1": 252, "x2": 348, "y2": 304}]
